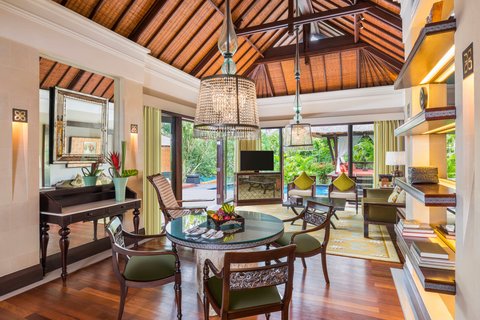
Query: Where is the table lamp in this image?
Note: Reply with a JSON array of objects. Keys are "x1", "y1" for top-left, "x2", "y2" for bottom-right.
[{"x1": 386, "y1": 151, "x2": 406, "y2": 177}]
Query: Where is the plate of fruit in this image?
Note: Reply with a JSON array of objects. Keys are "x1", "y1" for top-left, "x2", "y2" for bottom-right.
[{"x1": 207, "y1": 203, "x2": 244, "y2": 231}]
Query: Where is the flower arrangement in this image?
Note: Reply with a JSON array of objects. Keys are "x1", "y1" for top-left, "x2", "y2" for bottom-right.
[
  {"x1": 106, "y1": 141, "x2": 138, "y2": 178},
  {"x1": 81, "y1": 159, "x2": 103, "y2": 177}
]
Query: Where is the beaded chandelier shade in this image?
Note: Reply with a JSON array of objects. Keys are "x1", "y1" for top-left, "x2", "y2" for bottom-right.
[
  {"x1": 194, "y1": 0, "x2": 259, "y2": 140},
  {"x1": 283, "y1": 0, "x2": 313, "y2": 150}
]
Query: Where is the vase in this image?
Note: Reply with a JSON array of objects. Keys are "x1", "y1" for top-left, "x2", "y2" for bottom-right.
[
  {"x1": 113, "y1": 177, "x2": 129, "y2": 202},
  {"x1": 83, "y1": 176, "x2": 98, "y2": 187}
]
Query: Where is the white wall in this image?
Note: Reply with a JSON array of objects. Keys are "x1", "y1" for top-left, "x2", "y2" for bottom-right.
[
  {"x1": 0, "y1": 37, "x2": 40, "y2": 277},
  {"x1": 454, "y1": 0, "x2": 480, "y2": 318}
]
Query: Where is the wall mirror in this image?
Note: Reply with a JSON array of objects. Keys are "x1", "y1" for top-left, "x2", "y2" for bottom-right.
[{"x1": 49, "y1": 87, "x2": 109, "y2": 164}]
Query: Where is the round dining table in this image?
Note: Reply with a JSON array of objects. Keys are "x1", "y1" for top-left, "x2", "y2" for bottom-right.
[{"x1": 165, "y1": 210, "x2": 284, "y2": 315}]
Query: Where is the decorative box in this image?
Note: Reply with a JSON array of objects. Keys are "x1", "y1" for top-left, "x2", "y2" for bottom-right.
[
  {"x1": 408, "y1": 167, "x2": 439, "y2": 184},
  {"x1": 208, "y1": 213, "x2": 245, "y2": 232}
]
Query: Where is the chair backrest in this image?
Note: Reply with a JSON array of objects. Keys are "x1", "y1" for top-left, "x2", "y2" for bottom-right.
[
  {"x1": 290, "y1": 175, "x2": 317, "y2": 195},
  {"x1": 106, "y1": 217, "x2": 126, "y2": 281},
  {"x1": 330, "y1": 175, "x2": 357, "y2": 192},
  {"x1": 147, "y1": 173, "x2": 183, "y2": 220},
  {"x1": 303, "y1": 200, "x2": 334, "y2": 247},
  {"x1": 220, "y1": 245, "x2": 296, "y2": 310}
]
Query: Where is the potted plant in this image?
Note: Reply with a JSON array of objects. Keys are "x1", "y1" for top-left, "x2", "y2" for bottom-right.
[
  {"x1": 106, "y1": 141, "x2": 138, "y2": 202},
  {"x1": 81, "y1": 160, "x2": 103, "y2": 187}
]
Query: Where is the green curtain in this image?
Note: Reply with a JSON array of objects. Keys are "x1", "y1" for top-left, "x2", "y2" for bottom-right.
[
  {"x1": 143, "y1": 106, "x2": 162, "y2": 234},
  {"x1": 235, "y1": 139, "x2": 261, "y2": 172},
  {"x1": 374, "y1": 120, "x2": 405, "y2": 184}
]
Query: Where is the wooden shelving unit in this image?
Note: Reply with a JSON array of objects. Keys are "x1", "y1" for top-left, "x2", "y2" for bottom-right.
[
  {"x1": 396, "y1": 229, "x2": 456, "y2": 295},
  {"x1": 395, "y1": 179, "x2": 456, "y2": 207},
  {"x1": 394, "y1": 19, "x2": 456, "y2": 90},
  {"x1": 394, "y1": 106, "x2": 456, "y2": 136}
]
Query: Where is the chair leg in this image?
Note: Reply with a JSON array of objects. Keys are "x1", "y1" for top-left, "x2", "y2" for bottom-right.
[
  {"x1": 175, "y1": 282, "x2": 182, "y2": 319},
  {"x1": 364, "y1": 222, "x2": 369, "y2": 238},
  {"x1": 266, "y1": 313, "x2": 271, "y2": 319},
  {"x1": 117, "y1": 284, "x2": 128, "y2": 320},
  {"x1": 321, "y1": 250, "x2": 330, "y2": 284},
  {"x1": 282, "y1": 307, "x2": 289, "y2": 320},
  {"x1": 203, "y1": 294, "x2": 209, "y2": 320},
  {"x1": 301, "y1": 257, "x2": 307, "y2": 269}
]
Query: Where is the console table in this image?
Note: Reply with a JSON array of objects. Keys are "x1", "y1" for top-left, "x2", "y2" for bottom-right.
[
  {"x1": 40, "y1": 185, "x2": 141, "y2": 282},
  {"x1": 235, "y1": 172, "x2": 282, "y2": 205}
]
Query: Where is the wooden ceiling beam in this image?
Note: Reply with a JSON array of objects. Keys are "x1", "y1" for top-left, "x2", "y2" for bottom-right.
[
  {"x1": 57, "y1": 66, "x2": 72, "y2": 88},
  {"x1": 88, "y1": 0, "x2": 104, "y2": 19},
  {"x1": 40, "y1": 61, "x2": 57, "y2": 88},
  {"x1": 332, "y1": 0, "x2": 401, "y2": 30},
  {"x1": 236, "y1": 1, "x2": 371, "y2": 36},
  {"x1": 111, "y1": 0, "x2": 136, "y2": 31},
  {"x1": 79, "y1": 73, "x2": 94, "y2": 92},
  {"x1": 100, "y1": 80, "x2": 114, "y2": 98},
  {"x1": 364, "y1": 45, "x2": 402, "y2": 73},
  {"x1": 67, "y1": 70, "x2": 85, "y2": 90},
  {"x1": 145, "y1": 1, "x2": 183, "y2": 48},
  {"x1": 254, "y1": 35, "x2": 367, "y2": 64},
  {"x1": 128, "y1": 0, "x2": 167, "y2": 42}
]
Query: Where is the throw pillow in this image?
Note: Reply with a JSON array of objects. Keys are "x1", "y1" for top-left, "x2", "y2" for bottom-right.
[
  {"x1": 396, "y1": 190, "x2": 406, "y2": 203},
  {"x1": 294, "y1": 172, "x2": 314, "y2": 190},
  {"x1": 332, "y1": 173, "x2": 355, "y2": 192},
  {"x1": 388, "y1": 190, "x2": 399, "y2": 203}
]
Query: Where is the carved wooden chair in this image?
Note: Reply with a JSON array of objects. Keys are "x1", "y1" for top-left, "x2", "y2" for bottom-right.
[
  {"x1": 272, "y1": 200, "x2": 334, "y2": 284},
  {"x1": 328, "y1": 175, "x2": 359, "y2": 214},
  {"x1": 147, "y1": 173, "x2": 212, "y2": 229},
  {"x1": 106, "y1": 217, "x2": 182, "y2": 320},
  {"x1": 203, "y1": 245, "x2": 296, "y2": 320}
]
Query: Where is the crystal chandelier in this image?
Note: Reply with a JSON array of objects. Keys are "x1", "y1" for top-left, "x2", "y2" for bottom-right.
[
  {"x1": 284, "y1": 0, "x2": 313, "y2": 150},
  {"x1": 194, "y1": 0, "x2": 260, "y2": 140}
]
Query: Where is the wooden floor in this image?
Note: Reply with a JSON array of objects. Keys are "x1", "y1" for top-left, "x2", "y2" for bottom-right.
[{"x1": 0, "y1": 238, "x2": 405, "y2": 320}]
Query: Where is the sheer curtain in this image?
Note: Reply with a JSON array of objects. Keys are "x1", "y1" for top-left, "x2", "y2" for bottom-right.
[
  {"x1": 374, "y1": 120, "x2": 405, "y2": 184},
  {"x1": 336, "y1": 136, "x2": 348, "y2": 172},
  {"x1": 143, "y1": 106, "x2": 162, "y2": 234}
]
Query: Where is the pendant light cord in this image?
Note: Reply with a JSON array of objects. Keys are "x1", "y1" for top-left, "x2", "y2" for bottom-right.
[{"x1": 294, "y1": 0, "x2": 301, "y2": 124}]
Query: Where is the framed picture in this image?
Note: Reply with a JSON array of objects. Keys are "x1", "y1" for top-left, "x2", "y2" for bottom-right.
[{"x1": 69, "y1": 137, "x2": 102, "y2": 156}]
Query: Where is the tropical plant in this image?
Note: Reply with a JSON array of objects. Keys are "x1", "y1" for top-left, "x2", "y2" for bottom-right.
[
  {"x1": 353, "y1": 136, "x2": 374, "y2": 169},
  {"x1": 81, "y1": 160, "x2": 103, "y2": 177},
  {"x1": 106, "y1": 141, "x2": 138, "y2": 178},
  {"x1": 446, "y1": 133, "x2": 456, "y2": 179}
]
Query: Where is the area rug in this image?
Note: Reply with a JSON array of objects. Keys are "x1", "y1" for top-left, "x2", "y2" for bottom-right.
[{"x1": 237, "y1": 203, "x2": 400, "y2": 263}]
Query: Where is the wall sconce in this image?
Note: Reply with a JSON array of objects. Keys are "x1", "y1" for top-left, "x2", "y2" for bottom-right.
[
  {"x1": 12, "y1": 108, "x2": 28, "y2": 123},
  {"x1": 130, "y1": 124, "x2": 138, "y2": 134}
]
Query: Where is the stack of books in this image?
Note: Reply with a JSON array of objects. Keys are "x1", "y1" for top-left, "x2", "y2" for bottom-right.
[
  {"x1": 410, "y1": 240, "x2": 455, "y2": 270},
  {"x1": 395, "y1": 219, "x2": 437, "y2": 238},
  {"x1": 437, "y1": 224, "x2": 456, "y2": 240}
]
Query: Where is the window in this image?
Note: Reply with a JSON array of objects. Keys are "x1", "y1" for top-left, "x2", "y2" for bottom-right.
[
  {"x1": 447, "y1": 132, "x2": 456, "y2": 180},
  {"x1": 352, "y1": 124, "x2": 374, "y2": 189}
]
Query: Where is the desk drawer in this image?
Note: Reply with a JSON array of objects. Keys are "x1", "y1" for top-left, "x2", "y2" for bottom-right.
[{"x1": 107, "y1": 202, "x2": 137, "y2": 214}]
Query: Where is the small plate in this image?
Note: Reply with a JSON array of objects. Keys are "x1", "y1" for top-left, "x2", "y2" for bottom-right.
[
  {"x1": 185, "y1": 227, "x2": 207, "y2": 236},
  {"x1": 201, "y1": 230, "x2": 224, "y2": 240}
]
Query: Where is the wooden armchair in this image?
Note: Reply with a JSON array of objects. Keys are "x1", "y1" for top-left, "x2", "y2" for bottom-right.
[
  {"x1": 328, "y1": 175, "x2": 358, "y2": 214},
  {"x1": 106, "y1": 217, "x2": 182, "y2": 320},
  {"x1": 272, "y1": 200, "x2": 334, "y2": 284},
  {"x1": 203, "y1": 245, "x2": 296, "y2": 320},
  {"x1": 147, "y1": 173, "x2": 213, "y2": 228},
  {"x1": 287, "y1": 175, "x2": 316, "y2": 198}
]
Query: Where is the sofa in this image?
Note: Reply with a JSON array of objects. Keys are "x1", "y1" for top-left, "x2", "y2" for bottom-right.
[{"x1": 362, "y1": 188, "x2": 405, "y2": 238}]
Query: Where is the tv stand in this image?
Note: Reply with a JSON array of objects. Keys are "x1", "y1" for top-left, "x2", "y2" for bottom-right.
[{"x1": 235, "y1": 172, "x2": 282, "y2": 205}]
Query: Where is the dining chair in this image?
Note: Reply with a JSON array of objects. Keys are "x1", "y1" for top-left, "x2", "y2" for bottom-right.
[
  {"x1": 272, "y1": 200, "x2": 334, "y2": 284},
  {"x1": 147, "y1": 173, "x2": 212, "y2": 229},
  {"x1": 106, "y1": 217, "x2": 182, "y2": 320},
  {"x1": 203, "y1": 245, "x2": 296, "y2": 320}
]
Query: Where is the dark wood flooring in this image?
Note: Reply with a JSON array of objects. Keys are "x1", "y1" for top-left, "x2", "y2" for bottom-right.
[{"x1": 0, "y1": 238, "x2": 405, "y2": 320}]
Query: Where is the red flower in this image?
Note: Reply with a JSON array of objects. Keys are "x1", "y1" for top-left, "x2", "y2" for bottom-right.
[{"x1": 107, "y1": 152, "x2": 121, "y2": 177}]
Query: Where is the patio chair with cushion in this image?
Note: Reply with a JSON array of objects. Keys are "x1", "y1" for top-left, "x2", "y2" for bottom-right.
[
  {"x1": 287, "y1": 172, "x2": 316, "y2": 198},
  {"x1": 147, "y1": 173, "x2": 213, "y2": 230},
  {"x1": 328, "y1": 173, "x2": 358, "y2": 214}
]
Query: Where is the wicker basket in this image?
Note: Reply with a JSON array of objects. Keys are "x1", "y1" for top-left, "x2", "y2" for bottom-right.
[{"x1": 408, "y1": 167, "x2": 439, "y2": 184}]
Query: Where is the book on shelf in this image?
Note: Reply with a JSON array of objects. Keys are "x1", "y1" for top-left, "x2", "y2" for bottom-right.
[
  {"x1": 399, "y1": 219, "x2": 432, "y2": 230},
  {"x1": 436, "y1": 225, "x2": 456, "y2": 240},
  {"x1": 409, "y1": 246, "x2": 455, "y2": 270},
  {"x1": 395, "y1": 220, "x2": 437, "y2": 238},
  {"x1": 412, "y1": 240, "x2": 449, "y2": 259}
]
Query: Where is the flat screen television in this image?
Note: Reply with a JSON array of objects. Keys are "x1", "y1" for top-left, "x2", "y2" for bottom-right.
[{"x1": 240, "y1": 151, "x2": 274, "y2": 171}]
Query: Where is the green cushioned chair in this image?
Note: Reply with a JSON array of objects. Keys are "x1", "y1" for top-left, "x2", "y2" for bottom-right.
[
  {"x1": 272, "y1": 200, "x2": 334, "y2": 284},
  {"x1": 106, "y1": 217, "x2": 182, "y2": 320},
  {"x1": 203, "y1": 245, "x2": 296, "y2": 320},
  {"x1": 362, "y1": 188, "x2": 405, "y2": 238}
]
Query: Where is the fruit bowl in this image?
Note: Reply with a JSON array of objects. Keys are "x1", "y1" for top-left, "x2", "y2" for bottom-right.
[{"x1": 207, "y1": 204, "x2": 245, "y2": 232}]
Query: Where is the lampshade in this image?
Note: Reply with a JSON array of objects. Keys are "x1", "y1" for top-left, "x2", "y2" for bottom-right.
[
  {"x1": 284, "y1": 123, "x2": 313, "y2": 150},
  {"x1": 194, "y1": 74, "x2": 260, "y2": 140},
  {"x1": 386, "y1": 151, "x2": 406, "y2": 166}
]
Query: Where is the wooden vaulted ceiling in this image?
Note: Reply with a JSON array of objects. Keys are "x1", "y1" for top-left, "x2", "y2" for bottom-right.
[{"x1": 49, "y1": 0, "x2": 404, "y2": 99}]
